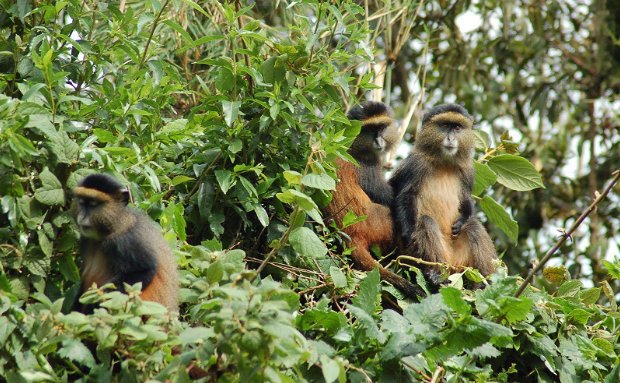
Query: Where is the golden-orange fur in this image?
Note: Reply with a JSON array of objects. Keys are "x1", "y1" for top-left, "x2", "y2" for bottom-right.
[{"x1": 325, "y1": 159, "x2": 420, "y2": 298}]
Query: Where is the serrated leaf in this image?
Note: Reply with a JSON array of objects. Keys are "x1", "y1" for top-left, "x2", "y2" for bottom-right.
[
  {"x1": 473, "y1": 130, "x2": 491, "y2": 150},
  {"x1": 289, "y1": 227, "x2": 327, "y2": 259},
  {"x1": 473, "y1": 162, "x2": 497, "y2": 196},
  {"x1": 352, "y1": 268, "x2": 380, "y2": 314},
  {"x1": 487, "y1": 154, "x2": 545, "y2": 191},
  {"x1": 469, "y1": 343, "x2": 501, "y2": 358},
  {"x1": 441, "y1": 287, "x2": 471, "y2": 315},
  {"x1": 503, "y1": 297, "x2": 532, "y2": 323},
  {"x1": 568, "y1": 308, "x2": 591, "y2": 324},
  {"x1": 48, "y1": 130, "x2": 79, "y2": 164},
  {"x1": 301, "y1": 173, "x2": 336, "y2": 190},
  {"x1": 330, "y1": 266, "x2": 347, "y2": 288},
  {"x1": 556, "y1": 280, "x2": 582, "y2": 297},
  {"x1": 58, "y1": 339, "x2": 96, "y2": 368},
  {"x1": 34, "y1": 168, "x2": 65, "y2": 205},
  {"x1": 479, "y1": 195, "x2": 518, "y2": 243}
]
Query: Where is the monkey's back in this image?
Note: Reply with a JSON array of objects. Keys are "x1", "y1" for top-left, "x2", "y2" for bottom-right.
[
  {"x1": 325, "y1": 159, "x2": 393, "y2": 250},
  {"x1": 130, "y1": 211, "x2": 179, "y2": 311}
]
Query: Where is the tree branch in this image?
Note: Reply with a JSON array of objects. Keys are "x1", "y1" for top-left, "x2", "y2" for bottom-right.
[{"x1": 515, "y1": 169, "x2": 620, "y2": 297}]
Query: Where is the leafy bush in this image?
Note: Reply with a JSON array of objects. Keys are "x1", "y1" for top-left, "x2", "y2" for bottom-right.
[{"x1": 0, "y1": 1, "x2": 619, "y2": 382}]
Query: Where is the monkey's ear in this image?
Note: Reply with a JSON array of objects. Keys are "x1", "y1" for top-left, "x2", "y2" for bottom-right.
[{"x1": 119, "y1": 188, "x2": 130, "y2": 205}]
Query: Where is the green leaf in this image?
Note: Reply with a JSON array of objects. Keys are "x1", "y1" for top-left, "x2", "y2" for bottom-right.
[
  {"x1": 473, "y1": 130, "x2": 491, "y2": 150},
  {"x1": 37, "y1": 232, "x2": 52, "y2": 257},
  {"x1": 207, "y1": 259, "x2": 224, "y2": 284},
  {"x1": 276, "y1": 189, "x2": 319, "y2": 211},
  {"x1": 172, "y1": 175, "x2": 194, "y2": 186},
  {"x1": 289, "y1": 227, "x2": 327, "y2": 259},
  {"x1": 330, "y1": 266, "x2": 347, "y2": 288},
  {"x1": 58, "y1": 339, "x2": 96, "y2": 368},
  {"x1": 178, "y1": 327, "x2": 215, "y2": 345},
  {"x1": 352, "y1": 268, "x2": 380, "y2": 314},
  {"x1": 441, "y1": 287, "x2": 471, "y2": 315},
  {"x1": 320, "y1": 354, "x2": 341, "y2": 383},
  {"x1": 487, "y1": 154, "x2": 545, "y2": 191},
  {"x1": 556, "y1": 280, "x2": 582, "y2": 297},
  {"x1": 34, "y1": 168, "x2": 65, "y2": 205},
  {"x1": 302, "y1": 173, "x2": 336, "y2": 190},
  {"x1": 215, "y1": 169, "x2": 235, "y2": 194},
  {"x1": 283, "y1": 170, "x2": 302, "y2": 185},
  {"x1": 568, "y1": 308, "x2": 591, "y2": 325},
  {"x1": 254, "y1": 205, "x2": 269, "y2": 227},
  {"x1": 222, "y1": 100, "x2": 241, "y2": 127},
  {"x1": 47, "y1": 130, "x2": 79, "y2": 164},
  {"x1": 473, "y1": 162, "x2": 497, "y2": 196},
  {"x1": 479, "y1": 195, "x2": 518, "y2": 243},
  {"x1": 579, "y1": 287, "x2": 601, "y2": 305},
  {"x1": 503, "y1": 297, "x2": 532, "y2": 323}
]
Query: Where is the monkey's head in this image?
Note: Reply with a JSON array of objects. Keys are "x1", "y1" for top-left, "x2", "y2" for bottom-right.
[
  {"x1": 347, "y1": 101, "x2": 397, "y2": 163},
  {"x1": 71, "y1": 174, "x2": 130, "y2": 240},
  {"x1": 416, "y1": 103, "x2": 474, "y2": 163}
]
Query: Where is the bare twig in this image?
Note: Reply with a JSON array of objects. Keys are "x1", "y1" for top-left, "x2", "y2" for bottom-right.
[
  {"x1": 430, "y1": 366, "x2": 444, "y2": 383},
  {"x1": 515, "y1": 169, "x2": 620, "y2": 297},
  {"x1": 392, "y1": 254, "x2": 463, "y2": 272}
]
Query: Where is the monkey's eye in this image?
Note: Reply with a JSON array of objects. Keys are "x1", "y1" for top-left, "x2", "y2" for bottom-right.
[
  {"x1": 80, "y1": 198, "x2": 100, "y2": 208},
  {"x1": 453, "y1": 125, "x2": 463, "y2": 132}
]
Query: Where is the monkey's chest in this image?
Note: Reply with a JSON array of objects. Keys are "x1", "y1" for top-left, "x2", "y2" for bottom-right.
[
  {"x1": 416, "y1": 172, "x2": 461, "y2": 234},
  {"x1": 82, "y1": 248, "x2": 111, "y2": 289}
]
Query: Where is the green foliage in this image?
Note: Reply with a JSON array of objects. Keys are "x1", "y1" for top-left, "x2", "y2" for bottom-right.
[{"x1": 0, "y1": 1, "x2": 618, "y2": 382}]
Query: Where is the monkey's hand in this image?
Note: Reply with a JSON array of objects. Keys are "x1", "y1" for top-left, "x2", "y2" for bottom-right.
[{"x1": 451, "y1": 220, "x2": 464, "y2": 238}]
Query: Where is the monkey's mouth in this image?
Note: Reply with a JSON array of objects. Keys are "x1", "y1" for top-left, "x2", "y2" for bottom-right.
[
  {"x1": 443, "y1": 146, "x2": 458, "y2": 155},
  {"x1": 79, "y1": 225, "x2": 101, "y2": 239}
]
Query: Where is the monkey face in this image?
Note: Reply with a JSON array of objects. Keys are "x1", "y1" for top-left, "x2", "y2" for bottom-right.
[
  {"x1": 75, "y1": 197, "x2": 106, "y2": 240},
  {"x1": 441, "y1": 124, "x2": 463, "y2": 156}
]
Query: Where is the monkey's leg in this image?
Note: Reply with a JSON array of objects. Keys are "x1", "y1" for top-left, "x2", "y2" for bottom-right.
[
  {"x1": 456, "y1": 219, "x2": 497, "y2": 276},
  {"x1": 410, "y1": 215, "x2": 450, "y2": 286},
  {"x1": 347, "y1": 204, "x2": 425, "y2": 300}
]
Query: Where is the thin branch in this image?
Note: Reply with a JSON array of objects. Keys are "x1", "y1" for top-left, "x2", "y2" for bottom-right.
[
  {"x1": 140, "y1": 0, "x2": 171, "y2": 67},
  {"x1": 430, "y1": 366, "x2": 444, "y2": 383},
  {"x1": 515, "y1": 169, "x2": 620, "y2": 297}
]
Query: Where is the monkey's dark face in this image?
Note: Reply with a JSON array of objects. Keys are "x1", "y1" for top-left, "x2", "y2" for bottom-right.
[
  {"x1": 74, "y1": 197, "x2": 107, "y2": 240},
  {"x1": 349, "y1": 127, "x2": 393, "y2": 162}
]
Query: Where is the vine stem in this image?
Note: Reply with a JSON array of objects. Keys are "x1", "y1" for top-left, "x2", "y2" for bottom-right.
[
  {"x1": 140, "y1": 0, "x2": 171, "y2": 67},
  {"x1": 515, "y1": 169, "x2": 620, "y2": 298}
]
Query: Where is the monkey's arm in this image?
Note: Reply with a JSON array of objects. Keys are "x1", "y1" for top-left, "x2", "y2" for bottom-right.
[
  {"x1": 393, "y1": 184, "x2": 417, "y2": 247},
  {"x1": 452, "y1": 197, "x2": 474, "y2": 236},
  {"x1": 453, "y1": 168, "x2": 476, "y2": 236}
]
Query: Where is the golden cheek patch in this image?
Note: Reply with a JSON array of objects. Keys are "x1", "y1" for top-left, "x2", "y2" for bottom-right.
[
  {"x1": 430, "y1": 112, "x2": 473, "y2": 129},
  {"x1": 73, "y1": 187, "x2": 114, "y2": 202},
  {"x1": 363, "y1": 114, "x2": 393, "y2": 127}
]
